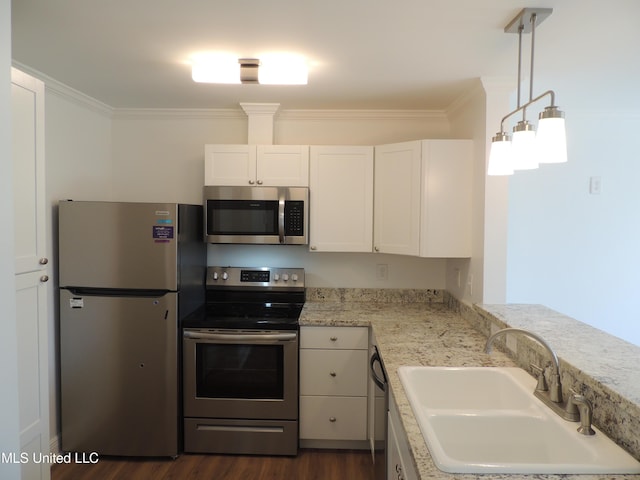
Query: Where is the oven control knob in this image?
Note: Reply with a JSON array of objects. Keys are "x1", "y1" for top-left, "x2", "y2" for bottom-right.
[
  {"x1": 274, "y1": 274, "x2": 280, "y2": 281},
  {"x1": 222, "y1": 272, "x2": 229, "y2": 280},
  {"x1": 282, "y1": 273, "x2": 289, "y2": 282},
  {"x1": 212, "y1": 272, "x2": 219, "y2": 280},
  {"x1": 291, "y1": 273, "x2": 298, "y2": 282}
]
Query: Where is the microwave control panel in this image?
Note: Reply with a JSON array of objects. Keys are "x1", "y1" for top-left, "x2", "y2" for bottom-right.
[{"x1": 284, "y1": 201, "x2": 304, "y2": 236}]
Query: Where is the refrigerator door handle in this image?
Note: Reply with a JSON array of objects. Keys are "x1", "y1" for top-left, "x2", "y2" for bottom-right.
[{"x1": 64, "y1": 287, "x2": 172, "y2": 297}]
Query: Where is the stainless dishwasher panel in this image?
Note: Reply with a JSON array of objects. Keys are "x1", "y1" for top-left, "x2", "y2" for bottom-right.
[{"x1": 59, "y1": 289, "x2": 179, "y2": 457}]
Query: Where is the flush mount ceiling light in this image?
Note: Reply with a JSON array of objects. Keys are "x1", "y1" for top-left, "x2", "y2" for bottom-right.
[
  {"x1": 191, "y1": 54, "x2": 308, "y2": 85},
  {"x1": 487, "y1": 8, "x2": 567, "y2": 176}
]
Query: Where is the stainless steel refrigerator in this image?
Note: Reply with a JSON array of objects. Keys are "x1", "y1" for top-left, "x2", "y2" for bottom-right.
[{"x1": 58, "y1": 200, "x2": 206, "y2": 457}]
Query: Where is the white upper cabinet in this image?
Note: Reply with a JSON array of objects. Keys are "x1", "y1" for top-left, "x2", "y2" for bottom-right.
[
  {"x1": 205, "y1": 144, "x2": 309, "y2": 186},
  {"x1": 419, "y1": 140, "x2": 473, "y2": 258},
  {"x1": 374, "y1": 141, "x2": 422, "y2": 256},
  {"x1": 309, "y1": 146, "x2": 374, "y2": 252},
  {"x1": 374, "y1": 139, "x2": 473, "y2": 258}
]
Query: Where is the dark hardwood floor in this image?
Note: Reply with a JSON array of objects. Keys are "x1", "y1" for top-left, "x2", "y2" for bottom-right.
[{"x1": 51, "y1": 449, "x2": 375, "y2": 480}]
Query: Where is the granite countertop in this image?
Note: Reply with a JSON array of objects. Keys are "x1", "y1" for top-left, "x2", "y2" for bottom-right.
[{"x1": 299, "y1": 297, "x2": 640, "y2": 480}]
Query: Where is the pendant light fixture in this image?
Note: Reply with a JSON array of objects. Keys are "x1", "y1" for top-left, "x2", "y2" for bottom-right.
[{"x1": 487, "y1": 8, "x2": 567, "y2": 176}]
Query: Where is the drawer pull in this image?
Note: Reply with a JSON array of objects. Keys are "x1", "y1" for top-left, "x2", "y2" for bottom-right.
[
  {"x1": 329, "y1": 371, "x2": 337, "y2": 377},
  {"x1": 329, "y1": 417, "x2": 337, "y2": 423},
  {"x1": 330, "y1": 336, "x2": 338, "y2": 341}
]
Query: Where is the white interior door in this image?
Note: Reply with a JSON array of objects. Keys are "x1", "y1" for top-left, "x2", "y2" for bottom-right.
[{"x1": 12, "y1": 67, "x2": 50, "y2": 480}]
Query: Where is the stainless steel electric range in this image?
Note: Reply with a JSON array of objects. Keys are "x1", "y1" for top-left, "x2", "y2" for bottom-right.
[{"x1": 182, "y1": 266, "x2": 304, "y2": 456}]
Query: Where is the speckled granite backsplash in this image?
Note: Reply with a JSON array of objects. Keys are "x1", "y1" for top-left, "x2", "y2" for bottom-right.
[
  {"x1": 445, "y1": 292, "x2": 640, "y2": 464},
  {"x1": 306, "y1": 287, "x2": 443, "y2": 303}
]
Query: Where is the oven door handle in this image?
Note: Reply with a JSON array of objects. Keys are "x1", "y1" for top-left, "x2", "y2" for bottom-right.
[{"x1": 183, "y1": 331, "x2": 297, "y2": 343}]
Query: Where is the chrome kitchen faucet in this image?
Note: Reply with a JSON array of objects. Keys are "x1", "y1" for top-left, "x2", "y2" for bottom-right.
[{"x1": 485, "y1": 328, "x2": 583, "y2": 423}]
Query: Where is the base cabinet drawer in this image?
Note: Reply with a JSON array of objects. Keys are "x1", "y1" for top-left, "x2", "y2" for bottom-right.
[
  {"x1": 300, "y1": 326, "x2": 368, "y2": 350},
  {"x1": 300, "y1": 349, "x2": 368, "y2": 396},
  {"x1": 300, "y1": 396, "x2": 367, "y2": 441}
]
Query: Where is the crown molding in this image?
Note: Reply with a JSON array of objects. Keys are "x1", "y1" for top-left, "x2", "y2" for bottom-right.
[
  {"x1": 111, "y1": 108, "x2": 246, "y2": 120},
  {"x1": 112, "y1": 107, "x2": 447, "y2": 121},
  {"x1": 277, "y1": 109, "x2": 447, "y2": 121},
  {"x1": 12, "y1": 61, "x2": 113, "y2": 118}
]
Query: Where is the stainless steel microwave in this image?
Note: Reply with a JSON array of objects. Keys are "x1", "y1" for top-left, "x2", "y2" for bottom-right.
[{"x1": 203, "y1": 186, "x2": 308, "y2": 245}]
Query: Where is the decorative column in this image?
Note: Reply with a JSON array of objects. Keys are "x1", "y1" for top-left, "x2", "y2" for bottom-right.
[{"x1": 240, "y1": 103, "x2": 280, "y2": 145}]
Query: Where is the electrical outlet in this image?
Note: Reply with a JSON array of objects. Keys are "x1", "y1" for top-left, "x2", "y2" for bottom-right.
[
  {"x1": 467, "y1": 273, "x2": 473, "y2": 296},
  {"x1": 589, "y1": 176, "x2": 602, "y2": 195},
  {"x1": 376, "y1": 264, "x2": 388, "y2": 281}
]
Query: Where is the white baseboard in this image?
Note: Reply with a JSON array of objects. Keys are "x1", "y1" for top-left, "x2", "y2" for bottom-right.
[{"x1": 49, "y1": 434, "x2": 60, "y2": 454}]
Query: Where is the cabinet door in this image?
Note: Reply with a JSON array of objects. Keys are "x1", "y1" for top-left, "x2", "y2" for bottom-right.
[
  {"x1": 12, "y1": 70, "x2": 47, "y2": 275},
  {"x1": 12, "y1": 67, "x2": 50, "y2": 480},
  {"x1": 374, "y1": 141, "x2": 421, "y2": 256},
  {"x1": 419, "y1": 140, "x2": 473, "y2": 258},
  {"x1": 309, "y1": 146, "x2": 373, "y2": 252},
  {"x1": 257, "y1": 145, "x2": 309, "y2": 186},
  {"x1": 15, "y1": 272, "x2": 50, "y2": 480},
  {"x1": 388, "y1": 395, "x2": 418, "y2": 480},
  {"x1": 204, "y1": 144, "x2": 256, "y2": 186}
]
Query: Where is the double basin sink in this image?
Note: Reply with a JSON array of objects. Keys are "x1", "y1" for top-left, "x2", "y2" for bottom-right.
[{"x1": 398, "y1": 366, "x2": 640, "y2": 474}]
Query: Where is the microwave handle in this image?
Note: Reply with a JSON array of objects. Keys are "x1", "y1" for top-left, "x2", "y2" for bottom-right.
[{"x1": 278, "y1": 193, "x2": 286, "y2": 244}]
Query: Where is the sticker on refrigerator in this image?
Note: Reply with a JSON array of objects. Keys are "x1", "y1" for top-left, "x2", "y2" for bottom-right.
[
  {"x1": 70, "y1": 297, "x2": 84, "y2": 309},
  {"x1": 153, "y1": 225, "x2": 174, "y2": 240}
]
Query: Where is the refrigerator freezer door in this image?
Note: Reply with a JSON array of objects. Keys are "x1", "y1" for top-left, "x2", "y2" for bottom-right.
[
  {"x1": 59, "y1": 289, "x2": 179, "y2": 457},
  {"x1": 59, "y1": 201, "x2": 180, "y2": 290}
]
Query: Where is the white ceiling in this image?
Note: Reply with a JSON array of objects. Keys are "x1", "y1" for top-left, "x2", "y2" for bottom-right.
[{"x1": 10, "y1": 0, "x2": 640, "y2": 111}]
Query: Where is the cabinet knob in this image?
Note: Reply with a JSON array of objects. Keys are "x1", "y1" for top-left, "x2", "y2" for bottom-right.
[
  {"x1": 248, "y1": 180, "x2": 255, "y2": 185},
  {"x1": 257, "y1": 180, "x2": 263, "y2": 185},
  {"x1": 40, "y1": 275, "x2": 49, "y2": 283},
  {"x1": 330, "y1": 336, "x2": 338, "y2": 342},
  {"x1": 374, "y1": 246, "x2": 380, "y2": 252},
  {"x1": 329, "y1": 417, "x2": 337, "y2": 423},
  {"x1": 39, "y1": 257, "x2": 49, "y2": 265},
  {"x1": 310, "y1": 245, "x2": 317, "y2": 251},
  {"x1": 329, "y1": 371, "x2": 337, "y2": 377}
]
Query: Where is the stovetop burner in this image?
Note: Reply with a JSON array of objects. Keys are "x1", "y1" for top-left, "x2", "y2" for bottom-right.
[{"x1": 185, "y1": 266, "x2": 305, "y2": 330}]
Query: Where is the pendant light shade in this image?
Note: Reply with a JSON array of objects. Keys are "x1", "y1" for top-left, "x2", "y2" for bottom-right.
[
  {"x1": 487, "y1": 132, "x2": 514, "y2": 175},
  {"x1": 536, "y1": 106, "x2": 567, "y2": 164},
  {"x1": 512, "y1": 120, "x2": 538, "y2": 170}
]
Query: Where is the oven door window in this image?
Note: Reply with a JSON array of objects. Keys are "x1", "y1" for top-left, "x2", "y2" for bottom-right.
[
  {"x1": 195, "y1": 343, "x2": 284, "y2": 399},
  {"x1": 207, "y1": 200, "x2": 278, "y2": 236}
]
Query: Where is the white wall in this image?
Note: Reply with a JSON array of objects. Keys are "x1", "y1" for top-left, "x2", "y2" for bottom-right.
[
  {"x1": 208, "y1": 245, "x2": 446, "y2": 289},
  {"x1": 110, "y1": 108, "x2": 454, "y2": 289},
  {"x1": 507, "y1": 109, "x2": 640, "y2": 346},
  {"x1": 111, "y1": 110, "x2": 247, "y2": 204}
]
